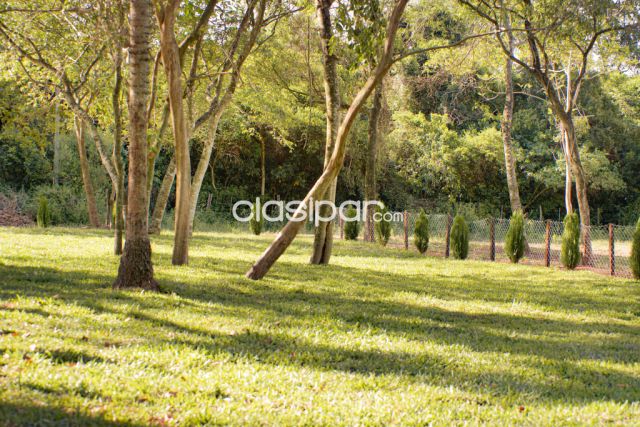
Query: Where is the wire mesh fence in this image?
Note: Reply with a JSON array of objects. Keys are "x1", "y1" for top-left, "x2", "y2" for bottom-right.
[
  {"x1": 334, "y1": 211, "x2": 636, "y2": 279},
  {"x1": 188, "y1": 199, "x2": 635, "y2": 279}
]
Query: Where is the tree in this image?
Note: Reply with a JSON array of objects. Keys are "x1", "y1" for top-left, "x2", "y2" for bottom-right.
[
  {"x1": 310, "y1": 0, "x2": 341, "y2": 264},
  {"x1": 72, "y1": 117, "x2": 100, "y2": 228},
  {"x1": 450, "y1": 214, "x2": 469, "y2": 260},
  {"x1": 561, "y1": 212, "x2": 581, "y2": 269},
  {"x1": 460, "y1": 0, "x2": 638, "y2": 261},
  {"x1": 631, "y1": 218, "x2": 640, "y2": 280},
  {"x1": 414, "y1": 209, "x2": 429, "y2": 254},
  {"x1": 498, "y1": 3, "x2": 522, "y2": 214},
  {"x1": 113, "y1": 0, "x2": 158, "y2": 290},
  {"x1": 504, "y1": 210, "x2": 525, "y2": 263},
  {"x1": 364, "y1": 84, "x2": 384, "y2": 242},
  {"x1": 246, "y1": 0, "x2": 409, "y2": 279}
]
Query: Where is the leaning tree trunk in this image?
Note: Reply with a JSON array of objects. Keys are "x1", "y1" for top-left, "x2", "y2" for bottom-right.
[
  {"x1": 260, "y1": 128, "x2": 266, "y2": 196},
  {"x1": 158, "y1": 4, "x2": 191, "y2": 265},
  {"x1": 114, "y1": 0, "x2": 158, "y2": 290},
  {"x1": 559, "y1": 116, "x2": 591, "y2": 262},
  {"x1": 310, "y1": 0, "x2": 341, "y2": 265},
  {"x1": 247, "y1": 0, "x2": 408, "y2": 279},
  {"x1": 73, "y1": 116, "x2": 100, "y2": 227},
  {"x1": 364, "y1": 84, "x2": 383, "y2": 242},
  {"x1": 187, "y1": 112, "x2": 223, "y2": 233},
  {"x1": 146, "y1": 104, "x2": 170, "y2": 216},
  {"x1": 112, "y1": 53, "x2": 125, "y2": 255},
  {"x1": 149, "y1": 156, "x2": 176, "y2": 234}
]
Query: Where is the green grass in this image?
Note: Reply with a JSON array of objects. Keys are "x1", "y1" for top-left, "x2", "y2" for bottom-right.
[{"x1": 1, "y1": 227, "x2": 639, "y2": 426}]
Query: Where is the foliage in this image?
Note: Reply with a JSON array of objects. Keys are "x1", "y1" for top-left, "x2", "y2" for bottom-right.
[
  {"x1": 28, "y1": 185, "x2": 90, "y2": 226},
  {"x1": 414, "y1": 209, "x2": 429, "y2": 254},
  {"x1": 450, "y1": 214, "x2": 469, "y2": 260},
  {"x1": 374, "y1": 204, "x2": 391, "y2": 246},
  {"x1": 249, "y1": 201, "x2": 262, "y2": 236},
  {"x1": 344, "y1": 207, "x2": 360, "y2": 240},
  {"x1": 631, "y1": 218, "x2": 640, "y2": 280},
  {"x1": 36, "y1": 196, "x2": 50, "y2": 228},
  {"x1": 504, "y1": 211, "x2": 526, "y2": 263},
  {"x1": 561, "y1": 213, "x2": 581, "y2": 270}
]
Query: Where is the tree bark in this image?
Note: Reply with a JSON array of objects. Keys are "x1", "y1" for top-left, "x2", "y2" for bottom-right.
[
  {"x1": 364, "y1": 84, "x2": 383, "y2": 242},
  {"x1": 114, "y1": 0, "x2": 158, "y2": 291},
  {"x1": 112, "y1": 51, "x2": 125, "y2": 255},
  {"x1": 260, "y1": 129, "x2": 266, "y2": 196},
  {"x1": 157, "y1": 1, "x2": 191, "y2": 265},
  {"x1": 247, "y1": 0, "x2": 409, "y2": 279},
  {"x1": 149, "y1": 155, "x2": 176, "y2": 234},
  {"x1": 500, "y1": 15, "x2": 522, "y2": 214},
  {"x1": 186, "y1": 112, "x2": 222, "y2": 234},
  {"x1": 561, "y1": 129, "x2": 573, "y2": 214},
  {"x1": 73, "y1": 116, "x2": 100, "y2": 227},
  {"x1": 146, "y1": 103, "x2": 170, "y2": 216},
  {"x1": 52, "y1": 98, "x2": 61, "y2": 186},
  {"x1": 310, "y1": 0, "x2": 341, "y2": 265},
  {"x1": 558, "y1": 116, "x2": 591, "y2": 261}
]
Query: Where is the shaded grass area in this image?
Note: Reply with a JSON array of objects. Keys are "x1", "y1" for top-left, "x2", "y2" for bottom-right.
[{"x1": 0, "y1": 227, "x2": 639, "y2": 426}]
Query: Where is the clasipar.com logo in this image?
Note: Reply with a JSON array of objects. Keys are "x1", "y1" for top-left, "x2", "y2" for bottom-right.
[{"x1": 232, "y1": 198, "x2": 404, "y2": 226}]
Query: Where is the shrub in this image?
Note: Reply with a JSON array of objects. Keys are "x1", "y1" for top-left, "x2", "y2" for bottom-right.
[
  {"x1": 450, "y1": 214, "x2": 469, "y2": 260},
  {"x1": 28, "y1": 185, "x2": 90, "y2": 225},
  {"x1": 36, "y1": 197, "x2": 51, "y2": 228},
  {"x1": 561, "y1": 212, "x2": 581, "y2": 269},
  {"x1": 504, "y1": 211, "x2": 525, "y2": 263},
  {"x1": 631, "y1": 217, "x2": 640, "y2": 280},
  {"x1": 374, "y1": 204, "x2": 391, "y2": 246},
  {"x1": 414, "y1": 209, "x2": 429, "y2": 254},
  {"x1": 344, "y1": 207, "x2": 360, "y2": 240},
  {"x1": 249, "y1": 202, "x2": 262, "y2": 235}
]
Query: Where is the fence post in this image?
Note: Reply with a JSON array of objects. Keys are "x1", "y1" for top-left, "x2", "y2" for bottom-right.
[
  {"x1": 445, "y1": 214, "x2": 452, "y2": 258},
  {"x1": 609, "y1": 223, "x2": 615, "y2": 276},
  {"x1": 544, "y1": 220, "x2": 551, "y2": 267},
  {"x1": 403, "y1": 211, "x2": 409, "y2": 250},
  {"x1": 340, "y1": 217, "x2": 344, "y2": 240},
  {"x1": 489, "y1": 217, "x2": 496, "y2": 261}
]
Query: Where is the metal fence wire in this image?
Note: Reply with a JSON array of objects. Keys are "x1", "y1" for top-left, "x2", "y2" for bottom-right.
[
  {"x1": 333, "y1": 211, "x2": 636, "y2": 279},
  {"x1": 191, "y1": 201, "x2": 635, "y2": 279}
]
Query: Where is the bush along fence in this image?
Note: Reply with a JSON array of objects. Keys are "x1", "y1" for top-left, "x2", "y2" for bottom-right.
[{"x1": 333, "y1": 213, "x2": 638, "y2": 279}]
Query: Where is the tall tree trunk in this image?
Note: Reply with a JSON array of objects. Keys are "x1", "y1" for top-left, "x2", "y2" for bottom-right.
[
  {"x1": 157, "y1": 3, "x2": 191, "y2": 265},
  {"x1": 260, "y1": 129, "x2": 266, "y2": 197},
  {"x1": 310, "y1": 0, "x2": 341, "y2": 265},
  {"x1": 112, "y1": 52, "x2": 125, "y2": 255},
  {"x1": 559, "y1": 116, "x2": 591, "y2": 261},
  {"x1": 500, "y1": 20, "x2": 522, "y2": 214},
  {"x1": 114, "y1": 0, "x2": 157, "y2": 290},
  {"x1": 247, "y1": 0, "x2": 408, "y2": 279},
  {"x1": 364, "y1": 84, "x2": 383, "y2": 242},
  {"x1": 52, "y1": 97, "x2": 61, "y2": 186},
  {"x1": 73, "y1": 116, "x2": 100, "y2": 227},
  {"x1": 561, "y1": 129, "x2": 573, "y2": 214},
  {"x1": 146, "y1": 103, "x2": 170, "y2": 216},
  {"x1": 149, "y1": 156, "x2": 176, "y2": 234}
]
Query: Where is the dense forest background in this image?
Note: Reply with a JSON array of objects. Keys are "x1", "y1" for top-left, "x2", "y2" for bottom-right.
[{"x1": 1, "y1": 0, "x2": 639, "y2": 227}]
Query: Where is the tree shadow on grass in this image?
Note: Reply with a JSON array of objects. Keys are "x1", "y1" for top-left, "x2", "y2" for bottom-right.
[
  {"x1": 0, "y1": 401, "x2": 144, "y2": 427},
  {"x1": 2, "y1": 260, "x2": 639, "y2": 407}
]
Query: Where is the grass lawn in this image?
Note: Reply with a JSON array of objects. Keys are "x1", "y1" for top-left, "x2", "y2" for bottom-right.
[{"x1": 1, "y1": 227, "x2": 639, "y2": 426}]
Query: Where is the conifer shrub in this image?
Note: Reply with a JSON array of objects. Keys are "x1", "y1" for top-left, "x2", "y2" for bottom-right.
[
  {"x1": 249, "y1": 202, "x2": 262, "y2": 235},
  {"x1": 561, "y1": 212, "x2": 581, "y2": 269},
  {"x1": 344, "y1": 206, "x2": 360, "y2": 240},
  {"x1": 36, "y1": 196, "x2": 51, "y2": 228},
  {"x1": 631, "y1": 217, "x2": 640, "y2": 280},
  {"x1": 374, "y1": 204, "x2": 391, "y2": 246},
  {"x1": 450, "y1": 214, "x2": 469, "y2": 260},
  {"x1": 504, "y1": 210, "x2": 525, "y2": 263},
  {"x1": 414, "y1": 209, "x2": 429, "y2": 254}
]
